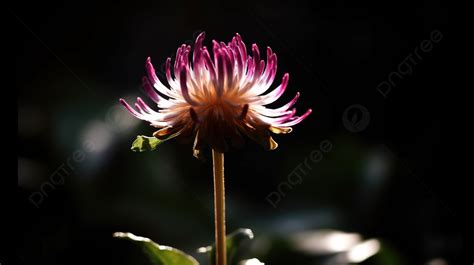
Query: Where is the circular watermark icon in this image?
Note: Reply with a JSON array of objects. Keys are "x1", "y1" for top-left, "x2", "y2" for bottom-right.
[{"x1": 342, "y1": 104, "x2": 370, "y2": 132}]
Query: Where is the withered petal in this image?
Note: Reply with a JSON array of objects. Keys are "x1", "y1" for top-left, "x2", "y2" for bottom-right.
[{"x1": 269, "y1": 126, "x2": 293, "y2": 134}]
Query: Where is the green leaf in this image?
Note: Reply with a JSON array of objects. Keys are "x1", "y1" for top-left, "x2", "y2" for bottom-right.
[
  {"x1": 113, "y1": 232, "x2": 199, "y2": 265},
  {"x1": 131, "y1": 135, "x2": 163, "y2": 152},
  {"x1": 198, "y1": 228, "x2": 255, "y2": 265}
]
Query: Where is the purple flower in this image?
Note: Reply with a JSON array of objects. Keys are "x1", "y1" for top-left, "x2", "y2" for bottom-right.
[{"x1": 120, "y1": 33, "x2": 311, "y2": 157}]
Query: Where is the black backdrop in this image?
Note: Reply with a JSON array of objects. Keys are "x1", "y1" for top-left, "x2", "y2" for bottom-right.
[{"x1": 14, "y1": 1, "x2": 457, "y2": 265}]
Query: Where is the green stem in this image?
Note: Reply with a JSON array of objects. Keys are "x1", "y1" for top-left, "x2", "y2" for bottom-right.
[{"x1": 212, "y1": 149, "x2": 226, "y2": 265}]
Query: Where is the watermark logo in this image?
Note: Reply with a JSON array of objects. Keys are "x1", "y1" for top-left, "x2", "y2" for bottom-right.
[{"x1": 343, "y1": 104, "x2": 370, "y2": 132}]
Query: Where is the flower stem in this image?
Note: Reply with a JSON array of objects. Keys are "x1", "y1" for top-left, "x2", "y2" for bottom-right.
[{"x1": 212, "y1": 149, "x2": 226, "y2": 265}]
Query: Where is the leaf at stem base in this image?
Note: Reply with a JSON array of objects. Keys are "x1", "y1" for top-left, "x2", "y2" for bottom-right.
[
  {"x1": 113, "y1": 232, "x2": 199, "y2": 265},
  {"x1": 198, "y1": 228, "x2": 258, "y2": 265}
]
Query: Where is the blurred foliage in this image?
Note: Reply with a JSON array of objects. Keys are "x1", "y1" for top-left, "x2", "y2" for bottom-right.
[
  {"x1": 114, "y1": 232, "x2": 199, "y2": 265},
  {"x1": 198, "y1": 228, "x2": 256, "y2": 265},
  {"x1": 114, "y1": 229, "x2": 263, "y2": 265}
]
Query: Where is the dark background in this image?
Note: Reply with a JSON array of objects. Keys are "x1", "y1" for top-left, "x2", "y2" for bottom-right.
[{"x1": 14, "y1": 1, "x2": 457, "y2": 264}]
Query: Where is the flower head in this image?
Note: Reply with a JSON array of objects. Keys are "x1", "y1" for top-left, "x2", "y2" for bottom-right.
[{"x1": 120, "y1": 33, "x2": 311, "y2": 157}]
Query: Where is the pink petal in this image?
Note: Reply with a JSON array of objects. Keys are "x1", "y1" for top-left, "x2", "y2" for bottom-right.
[
  {"x1": 262, "y1": 92, "x2": 300, "y2": 114},
  {"x1": 202, "y1": 47, "x2": 216, "y2": 82},
  {"x1": 259, "y1": 73, "x2": 289, "y2": 105},
  {"x1": 119, "y1": 98, "x2": 145, "y2": 119},
  {"x1": 235, "y1": 33, "x2": 247, "y2": 64},
  {"x1": 146, "y1": 57, "x2": 176, "y2": 98},
  {"x1": 142, "y1": 76, "x2": 160, "y2": 103},
  {"x1": 215, "y1": 48, "x2": 225, "y2": 97},
  {"x1": 277, "y1": 109, "x2": 312, "y2": 127},
  {"x1": 136, "y1": 97, "x2": 158, "y2": 115},
  {"x1": 179, "y1": 63, "x2": 198, "y2": 105}
]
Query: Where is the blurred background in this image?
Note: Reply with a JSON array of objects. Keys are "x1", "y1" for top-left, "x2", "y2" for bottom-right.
[{"x1": 15, "y1": 1, "x2": 457, "y2": 264}]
